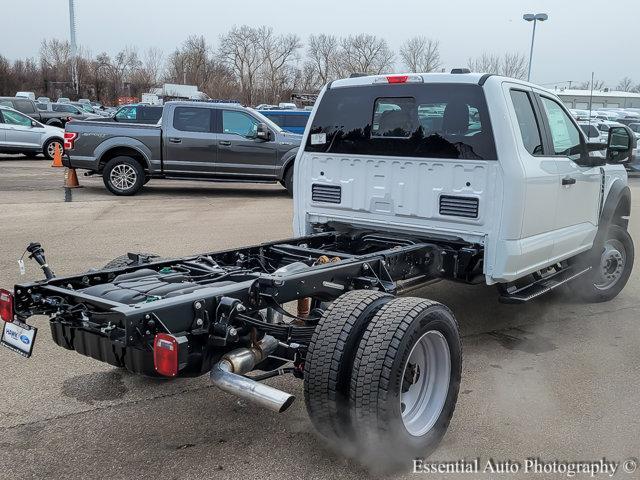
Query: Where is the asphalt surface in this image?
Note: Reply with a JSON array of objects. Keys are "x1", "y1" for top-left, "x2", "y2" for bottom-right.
[{"x1": 0, "y1": 155, "x2": 639, "y2": 480}]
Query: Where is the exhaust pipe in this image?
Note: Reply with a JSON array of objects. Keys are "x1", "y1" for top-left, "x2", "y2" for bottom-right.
[{"x1": 209, "y1": 335, "x2": 295, "y2": 413}]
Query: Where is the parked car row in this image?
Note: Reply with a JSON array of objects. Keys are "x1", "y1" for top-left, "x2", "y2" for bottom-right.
[
  {"x1": 0, "y1": 105, "x2": 64, "y2": 159},
  {"x1": 0, "y1": 96, "x2": 90, "y2": 128},
  {"x1": 570, "y1": 107, "x2": 640, "y2": 125}
]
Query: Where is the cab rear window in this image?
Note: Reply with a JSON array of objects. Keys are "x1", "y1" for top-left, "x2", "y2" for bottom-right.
[{"x1": 306, "y1": 83, "x2": 497, "y2": 160}]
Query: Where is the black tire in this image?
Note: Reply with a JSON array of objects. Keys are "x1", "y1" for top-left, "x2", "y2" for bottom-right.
[
  {"x1": 350, "y1": 297, "x2": 462, "y2": 468},
  {"x1": 304, "y1": 290, "x2": 393, "y2": 442},
  {"x1": 104, "y1": 252, "x2": 161, "y2": 269},
  {"x1": 143, "y1": 175, "x2": 151, "y2": 185},
  {"x1": 571, "y1": 224, "x2": 634, "y2": 303},
  {"x1": 282, "y1": 165, "x2": 294, "y2": 196},
  {"x1": 103, "y1": 156, "x2": 145, "y2": 196},
  {"x1": 43, "y1": 138, "x2": 63, "y2": 160}
]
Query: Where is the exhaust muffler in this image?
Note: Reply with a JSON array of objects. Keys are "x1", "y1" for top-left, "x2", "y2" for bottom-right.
[{"x1": 209, "y1": 335, "x2": 295, "y2": 413}]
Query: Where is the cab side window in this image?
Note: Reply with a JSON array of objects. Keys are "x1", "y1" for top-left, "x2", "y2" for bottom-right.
[
  {"x1": 116, "y1": 106, "x2": 137, "y2": 121},
  {"x1": 222, "y1": 110, "x2": 258, "y2": 137},
  {"x1": 2, "y1": 110, "x2": 32, "y2": 126},
  {"x1": 509, "y1": 90, "x2": 543, "y2": 156},
  {"x1": 173, "y1": 107, "x2": 211, "y2": 133},
  {"x1": 540, "y1": 97, "x2": 582, "y2": 159}
]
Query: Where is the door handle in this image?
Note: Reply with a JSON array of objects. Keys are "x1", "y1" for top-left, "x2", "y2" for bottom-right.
[
  {"x1": 168, "y1": 137, "x2": 182, "y2": 144},
  {"x1": 219, "y1": 140, "x2": 231, "y2": 146},
  {"x1": 562, "y1": 177, "x2": 576, "y2": 186}
]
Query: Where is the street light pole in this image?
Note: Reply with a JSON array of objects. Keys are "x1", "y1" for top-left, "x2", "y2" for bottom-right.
[
  {"x1": 523, "y1": 13, "x2": 548, "y2": 82},
  {"x1": 68, "y1": 0, "x2": 79, "y2": 94}
]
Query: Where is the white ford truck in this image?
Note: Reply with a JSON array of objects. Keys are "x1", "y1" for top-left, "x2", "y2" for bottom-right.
[{"x1": 1, "y1": 72, "x2": 635, "y2": 468}]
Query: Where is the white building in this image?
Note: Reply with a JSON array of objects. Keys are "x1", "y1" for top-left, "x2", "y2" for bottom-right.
[
  {"x1": 142, "y1": 84, "x2": 209, "y2": 105},
  {"x1": 554, "y1": 88, "x2": 640, "y2": 109}
]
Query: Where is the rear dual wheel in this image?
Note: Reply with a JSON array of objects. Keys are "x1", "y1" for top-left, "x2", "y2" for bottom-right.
[
  {"x1": 351, "y1": 297, "x2": 462, "y2": 467},
  {"x1": 304, "y1": 291, "x2": 462, "y2": 468},
  {"x1": 304, "y1": 290, "x2": 393, "y2": 441}
]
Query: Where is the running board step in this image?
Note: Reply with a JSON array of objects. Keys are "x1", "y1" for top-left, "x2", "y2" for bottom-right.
[{"x1": 498, "y1": 266, "x2": 591, "y2": 304}]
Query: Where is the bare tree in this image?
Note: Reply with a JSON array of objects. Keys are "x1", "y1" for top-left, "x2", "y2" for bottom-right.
[
  {"x1": 294, "y1": 62, "x2": 321, "y2": 93},
  {"x1": 307, "y1": 34, "x2": 340, "y2": 86},
  {"x1": 501, "y1": 52, "x2": 527, "y2": 79},
  {"x1": 40, "y1": 39, "x2": 71, "y2": 73},
  {"x1": 143, "y1": 47, "x2": 165, "y2": 86},
  {"x1": 578, "y1": 79, "x2": 606, "y2": 90},
  {"x1": 468, "y1": 52, "x2": 526, "y2": 79},
  {"x1": 202, "y1": 61, "x2": 240, "y2": 100},
  {"x1": 399, "y1": 36, "x2": 441, "y2": 72},
  {"x1": 338, "y1": 34, "x2": 395, "y2": 77},
  {"x1": 219, "y1": 25, "x2": 266, "y2": 105},
  {"x1": 617, "y1": 77, "x2": 633, "y2": 92},
  {"x1": 0, "y1": 55, "x2": 16, "y2": 95},
  {"x1": 257, "y1": 27, "x2": 302, "y2": 103},
  {"x1": 467, "y1": 53, "x2": 501, "y2": 75}
]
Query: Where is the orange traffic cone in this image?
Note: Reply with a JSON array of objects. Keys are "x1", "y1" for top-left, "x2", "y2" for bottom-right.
[
  {"x1": 51, "y1": 143, "x2": 63, "y2": 168},
  {"x1": 64, "y1": 168, "x2": 82, "y2": 188}
]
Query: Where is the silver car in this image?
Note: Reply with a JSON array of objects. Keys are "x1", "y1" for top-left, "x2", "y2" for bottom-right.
[{"x1": 0, "y1": 105, "x2": 65, "y2": 159}]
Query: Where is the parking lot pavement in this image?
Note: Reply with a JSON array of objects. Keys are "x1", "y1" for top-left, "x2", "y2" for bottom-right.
[{"x1": 1, "y1": 155, "x2": 639, "y2": 479}]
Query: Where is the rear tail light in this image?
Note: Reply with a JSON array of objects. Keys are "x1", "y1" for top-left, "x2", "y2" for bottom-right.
[
  {"x1": 154, "y1": 333, "x2": 179, "y2": 377},
  {"x1": 64, "y1": 132, "x2": 78, "y2": 150},
  {"x1": 374, "y1": 74, "x2": 424, "y2": 84},
  {"x1": 0, "y1": 289, "x2": 14, "y2": 323}
]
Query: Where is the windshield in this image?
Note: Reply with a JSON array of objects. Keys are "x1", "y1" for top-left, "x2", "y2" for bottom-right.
[{"x1": 247, "y1": 108, "x2": 284, "y2": 133}]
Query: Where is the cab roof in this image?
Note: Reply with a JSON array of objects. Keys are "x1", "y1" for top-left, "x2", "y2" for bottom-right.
[{"x1": 328, "y1": 72, "x2": 534, "y2": 89}]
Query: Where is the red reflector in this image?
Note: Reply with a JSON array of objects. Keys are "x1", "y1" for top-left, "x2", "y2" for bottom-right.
[
  {"x1": 64, "y1": 132, "x2": 77, "y2": 150},
  {"x1": 0, "y1": 289, "x2": 14, "y2": 323},
  {"x1": 386, "y1": 75, "x2": 409, "y2": 84},
  {"x1": 153, "y1": 333, "x2": 179, "y2": 377}
]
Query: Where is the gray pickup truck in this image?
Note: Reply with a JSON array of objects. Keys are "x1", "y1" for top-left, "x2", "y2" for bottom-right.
[{"x1": 63, "y1": 101, "x2": 302, "y2": 195}]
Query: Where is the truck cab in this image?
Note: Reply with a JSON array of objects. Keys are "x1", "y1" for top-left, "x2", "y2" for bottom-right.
[{"x1": 294, "y1": 73, "x2": 634, "y2": 286}]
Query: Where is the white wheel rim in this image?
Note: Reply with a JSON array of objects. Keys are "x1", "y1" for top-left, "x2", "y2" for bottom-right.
[
  {"x1": 47, "y1": 141, "x2": 60, "y2": 157},
  {"x1": 595, "y1": 239, "x2": 626, "y2": 290},
  {"x1": 400, "y1": 330, "x2": 451, "y2": 437},
  {"x1": 110, "y1": 164, "x2": 137, "y2": 190}
]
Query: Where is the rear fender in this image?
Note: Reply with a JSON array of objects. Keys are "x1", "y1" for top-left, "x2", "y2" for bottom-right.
[
  {"x1": 278, "y1": 147, "x2": 299, "y2": 180},
  {"x1": 96, "y1": 137, "x2": 152, "y2": 169}
]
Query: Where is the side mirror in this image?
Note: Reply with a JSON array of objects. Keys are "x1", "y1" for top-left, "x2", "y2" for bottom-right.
[
  {"x1": 606, "y1": 125, "x2": 637, "y2": 163},
  {"x1": 256, "y1": 123, "x2": 271, "y2": 141},
  {"x1": 30, "y1": 120, "x2": 40, "y2": 128}
]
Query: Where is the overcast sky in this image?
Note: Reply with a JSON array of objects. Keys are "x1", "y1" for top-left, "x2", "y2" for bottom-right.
[{"x1": 2, "y1": 0, "x2": 638, "y2": 88}]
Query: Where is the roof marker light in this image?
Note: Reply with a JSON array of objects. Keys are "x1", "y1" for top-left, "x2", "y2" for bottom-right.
[{"x1": 374, "y1": 75, "x2": 424, "y2": 84}]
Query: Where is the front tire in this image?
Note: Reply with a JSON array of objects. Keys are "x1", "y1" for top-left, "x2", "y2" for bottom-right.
[
  {"x1": 572, "y1": 224, "x2": 634, "y2": 302},
  {"x1": 103, "y1": 156, "x2": 145, "y2": 196},
  {"x1": 282, "y1": 165, "x2": 294, "y2": 196},
  {"x1": 350, "y1": 297, "x2": 462, "y2": 468},
  {"x1": 43, "y1": 138, "x2": 63, "y2": 160}
]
